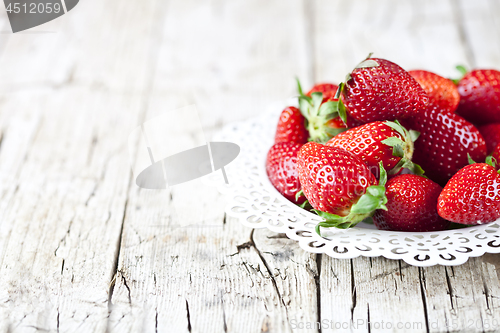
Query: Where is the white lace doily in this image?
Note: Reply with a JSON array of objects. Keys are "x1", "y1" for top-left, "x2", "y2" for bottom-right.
[{"x1": 203, "y1": 106, "x2": 500, "y2": 267}]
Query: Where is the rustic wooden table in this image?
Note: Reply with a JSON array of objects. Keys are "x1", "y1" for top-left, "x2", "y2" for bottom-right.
[{"x1": 1, "y1": 0, "x2": 500, "y2": 332}]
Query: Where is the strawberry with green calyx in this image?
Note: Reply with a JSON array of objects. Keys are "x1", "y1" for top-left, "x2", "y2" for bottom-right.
[
  {"x1": 373, "y1": 174, "x2": 450, "y2": 232},
  {"x1": 274, "y1": 106, "x2": 309, "y2": 144},
  {"x1": 313, "y1": 161, "x2": 388, "y2": 234},
  {"x1": 438, "y1": 156, "x2": 500, "y2": 225},
  {"x1": 334, "y1": 55, "x2": 429, "y2": 124},
  {"x1": 266, "y1": 142, "x2": 305, "y2": 205},
  {"x1": 306, "y1": 83, "x2": 339, "y2": 103},
  {"x1": 296, "y1": 142, "x2": 388, "y2": 235},
  {"x1": 296, "y1": 80, "x2": 359, "y2": 144},
  {"x1": 409, "y1": 70, "x2": 460, "y2": 113},
  {"x1": 326, "y1": 120, "x2": 424, "y2": 177}
]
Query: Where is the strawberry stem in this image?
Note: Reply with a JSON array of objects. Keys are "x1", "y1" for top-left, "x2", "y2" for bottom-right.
[
  {"x1": 382, "y1": 120, "x2": 425, "y2": 176},
  {"x1": 468, "y1": 153, "x2": 476, "y2": 165},
  {"x1": 296, "y1": 78, "x2": 348, "y2": 143},
  {"x1": 451, "y1": 65, "x2": 468, "y2": 85},
  {"x1": 486, "y1": 155, "x2": 497, "y2": 169},
  {"x1": 315, "y1": 163, "x2": 388, "y2": 236}
]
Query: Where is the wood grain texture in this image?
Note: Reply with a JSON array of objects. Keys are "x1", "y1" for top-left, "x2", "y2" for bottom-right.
[
  {"x1": 109, "y1": 0, "x2": 318, "y2": 332},
  {"x1": 0, "y1": 0, "x2": 163, "y2": 330},
  {"x1": 0, "y1": 0, "x2": 499, "y2": 332}
]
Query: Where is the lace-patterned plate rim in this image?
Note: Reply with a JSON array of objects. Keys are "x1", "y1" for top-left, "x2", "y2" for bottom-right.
[{"x1": 208, "y1": 109, "x2": 500, "y2": 267}]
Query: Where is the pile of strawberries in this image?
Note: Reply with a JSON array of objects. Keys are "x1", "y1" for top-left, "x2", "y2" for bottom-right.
[{"x1": 266, "y1": 55, "x2": 500, "y2": 234}]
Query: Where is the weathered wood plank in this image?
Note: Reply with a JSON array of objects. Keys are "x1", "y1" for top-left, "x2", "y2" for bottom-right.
[
  {"x1": 0, "y1": 89, "x2": 143, "y2": 333},
  {"x1": 418, "y1": 2, "x2": 500, "y2": 332},
  {"x1": 0, "y1": 0, "x2": 499, "y2": 332},
  {"x1": 457, "y1": 0, "x2": 500, "y2": 68},
  {"x1": 148, "y1": 0, "x2": 312, "y2": 128},
  {"x1": 108, "y1": 0, "x2": 319, "y2": 331},
  {"x1": 312, "y1": 0, "x2": 470, "y2": 83},
  {"x1": 0, "y1": 0, "x2": 164, "y2": 330},
  {"x1": 310, "y1": 1, "x2": 500, "y2": 333}
]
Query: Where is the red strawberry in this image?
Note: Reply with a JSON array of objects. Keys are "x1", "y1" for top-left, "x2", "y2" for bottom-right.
[
  {"x1": 307, "y1": 83, "x2": 353, "y2": 131},
  {"x1": 307, "y1": 83, "x2": 339, "y2": 103},
  {"x1": 335, "y1": 56, "x2": 429, "y2": 124},
  {"x1": 326, "y1": 120, "x2": 423, "y2": 177},
  {"x1": 274, "y1": 106, "x2": 308, "y2": 144},
  {"x1": 478, "y1": 123, "x2": 500, "y2": 154},
  {"x1": 373, "y1": 174, "x2": 450, "y2": 232},
  {"x1": 400, "y1": 104, "x2": 487, "y2": 186},
  {"x1": 296, "y1": 142, "x2": 388, "y2": 232},
  {"x1": 266, "y1": 142, "x2": 305, "y2": 205},
  {"x1": 297, "y1": 81, "x2": 362, "y2": 143},
  {"x1": 438, "y1": 157, "x2": 500, "y2": 224},
  {"x1": 456, "y1": 69, "x2": 500, "y2": 124},
  {"x1": 493, "y1": 144, "x2": 500, "y2": 164},
  {"x1": 408, "y1": 70, "x2": 460, "y2": 113}
]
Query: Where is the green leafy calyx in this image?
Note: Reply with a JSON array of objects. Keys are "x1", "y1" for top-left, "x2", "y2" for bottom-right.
[
  {"x1": 296, "y1": 78, "x2": 348, "y2": 143},
  {"x1": 315, "y1": 162, "x2": 388, "y2": 236},
  {"x1": 381, "y1": 120, "x2": 424, "y2": 176}
]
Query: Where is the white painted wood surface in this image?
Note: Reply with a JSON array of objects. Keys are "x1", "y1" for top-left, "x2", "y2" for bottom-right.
[{"x1": 0, "y1": 0, "x2": 499, "y2": 332}]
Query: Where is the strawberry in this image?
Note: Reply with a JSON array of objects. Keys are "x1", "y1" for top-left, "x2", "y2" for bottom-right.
[
  {"x1": 307, "y1": 83, "x2": 339, "y2": 103},
  {"x1": 297, "y1": 81, "x2": 362, "y2": 143},
  {"x1": 456, "y1": 69, "x2": 500, "y2": 124},
  {"x1": 493, "y1": 144, "x2": 500, "y2": 164},
  {"x1": 334, "y1": 56, "x2": 429, "y2": 124},
  {"x1": 437, "y1": 156, "x2": 500, "y2": 224},
  {"x1": 266, "y1": 142, "x2": 305, "y2": 205},
  {"x1": 408, "y1": 70, "x2": 460, "y2": 113},
  {"x1": 274, "y1": 106, "x2": 309, "y2": 144},
  {"x1": 326, "y1": 120, "x2": 423, "y2": 177},
  {"x1": 296, "y1": 142, "x2": 388, "y2": 232},
  {"x1": 373, "y1": 174, "x2": 450, "y2": 232},
  {"x1": 400, "y1": 104, "x2": 487, "y2": 186},
  {"x1": 478, "y1": 123, "x2": 500, "y2": 154}
]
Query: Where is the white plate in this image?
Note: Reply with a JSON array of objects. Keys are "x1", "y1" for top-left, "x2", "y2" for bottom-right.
[{"x1": 203, "y1": 106, "x2": 500, "y2": 267}]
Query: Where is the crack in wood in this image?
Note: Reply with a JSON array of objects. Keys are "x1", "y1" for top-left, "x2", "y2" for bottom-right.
[
  {"x1": 350, "y1": 259, "x2": 357, "y2": 322},
  {"x1": 155, "y1": 309, "x2": 158, "y2": 333},
  {"x1": 120, "y1": 272, "x2": 132, "y2": 305},
  {"x1": 107, "y1": 199, "x2": 129, "y2": 309},
  {"x1": 249, "y1": 229, "x2": 292, "y2": 326},
  {"x1": 398, "y1": 260, "x2": 404, "y2": 281},
  {"x1": 185, "y1": 299, "x2": 192, "y2": 332},
  {"x1": 221, "y1": 291, "x2": 228, "y2": 333},
  {"x1": 316, "y1": 254, "x2": 322, "y2": 333},
  {"x1": 479, "y1": 263, "x2": 492, "y2": 312},
  {"x1": 54, "y1": 218, "x2": 74, "y2": 257},
  {"x1": 418, "y1": 268, "x2": 430, "y2": 333},
  {"x1": 367, "y1": 303, "x2": 371, "y2": 333},
  {"x1": 445, "y1": 267, "x2": 455, "y2": 309},
  {"x1": 84, "y1": 183, "x2": 98, "y2": 206}
]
